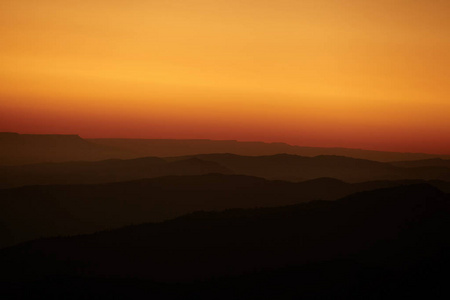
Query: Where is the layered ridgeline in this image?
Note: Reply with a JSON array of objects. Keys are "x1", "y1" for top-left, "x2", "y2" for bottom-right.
[
  {"x1": 0, "y1": 132, "x2": 133, "y2": 165},
  {"x1": 90, "y1": 138, "x2": 450, "y2": 162},
  {"x1": 1, "y1": 185, "x2": 449, "y2": 299},
  {"x1": 2, "y1": 132, "x2": 450, "y2": 166},
  {"x1": 2, "y1": 153, "x2": 450, "y2": 188},
  {"x1": 391, "y1": 158, "x2": 450, "y2": 168},
  {"x1": 168, "y1": 153, "x2": 450, "y2": 182},
  {"x1": 0, "y1": 156, "x2": 232, "y2": 188},
  {"x1": 1, "y1": 173, "x2": 450, "y2": 248}
]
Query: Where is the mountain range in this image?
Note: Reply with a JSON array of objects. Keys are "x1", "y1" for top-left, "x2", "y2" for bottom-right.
[
  {"x1": 1, "y1": 173, "x2": 450, "y2": 248},
  {"x1": 2, "y1": 152, "x2": 450, "y2": 189},
  {"x1": 2, "y1": 131, "x2": 450, "y2": 299},
  {"x1": 2, "y1": 184, "x2": 449, "y2": 299},
  {"x1": 91, "y1": 137, "x2": 450, "y2": 162},
  {"x1": 2, "y1": 132, "x2": 450, "y2": 166}
]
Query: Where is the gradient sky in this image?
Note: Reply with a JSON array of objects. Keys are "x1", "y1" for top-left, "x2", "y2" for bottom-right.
[{"x1": 1, "y1": 0, "x2": 449, "y2": 153}]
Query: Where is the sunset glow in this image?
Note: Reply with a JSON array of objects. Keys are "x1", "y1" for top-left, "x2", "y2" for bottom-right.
[{"x1": 1, "y1": 0, "x2": 449, "y2": 153}]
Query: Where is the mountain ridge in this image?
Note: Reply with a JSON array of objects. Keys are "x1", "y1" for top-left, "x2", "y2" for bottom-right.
[
  {"x1": 2, "y1": 132, "x2": 450, "y2": 165},
  {"x1": 1, "y1": 173, "x2": 450, "y2": 248},
  {"x1": 2, "y1": 152, "x2": 450, "y2": 188},
  {"x1": 91, "y1": 137, "x2": 450, "y2": 161}
]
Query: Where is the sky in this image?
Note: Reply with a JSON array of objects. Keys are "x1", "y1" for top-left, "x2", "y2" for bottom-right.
[{"x1": 0, "y1": 0, "x2": 449, "y2": 154}]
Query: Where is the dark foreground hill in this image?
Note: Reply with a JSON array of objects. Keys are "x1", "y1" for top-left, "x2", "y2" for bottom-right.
[
  {"x1": 3, "y1": 153, "x2": 450, "y2": 188},
  {"x1": 1, "y1": 184, "x2": 449, "y2": 299},
  {"x1": 1, "y1": 174, "x2": 450, "y2": 248}
]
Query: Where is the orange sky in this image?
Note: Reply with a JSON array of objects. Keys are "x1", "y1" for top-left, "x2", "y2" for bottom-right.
[{"x1": 1, "y1": 0, "x2": 449, "y2": 154}]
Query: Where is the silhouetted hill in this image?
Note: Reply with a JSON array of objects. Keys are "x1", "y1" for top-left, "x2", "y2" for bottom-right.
[
  {"x1": 3, "y1": 153, "x2": 450, "y2": 188},
  {"x1": 0, "y1": 132, "x2": 133, "y2": 165},
  {"x1": 1, "y1": 184, "x2": 449, "y2": 299},
  {"x1": 0, "y1": 156, "x2": 232, "y2": 188},
  {"x1": 91, "y1": 137, "x2": 450, "y2": 162},
  {"x1": 392, "y1": 158, "x2": 450, "y2": 168},
  {"x1": 170, "y1": 153, "x2": 450, "y2": 182},
  {"x1": 1, "y1": 174, "x2": 450, "y2": 249}
]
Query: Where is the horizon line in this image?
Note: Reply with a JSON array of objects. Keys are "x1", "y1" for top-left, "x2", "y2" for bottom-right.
[{"x1": 2, "y1": 131, "x2": 450, "y2": 157}]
